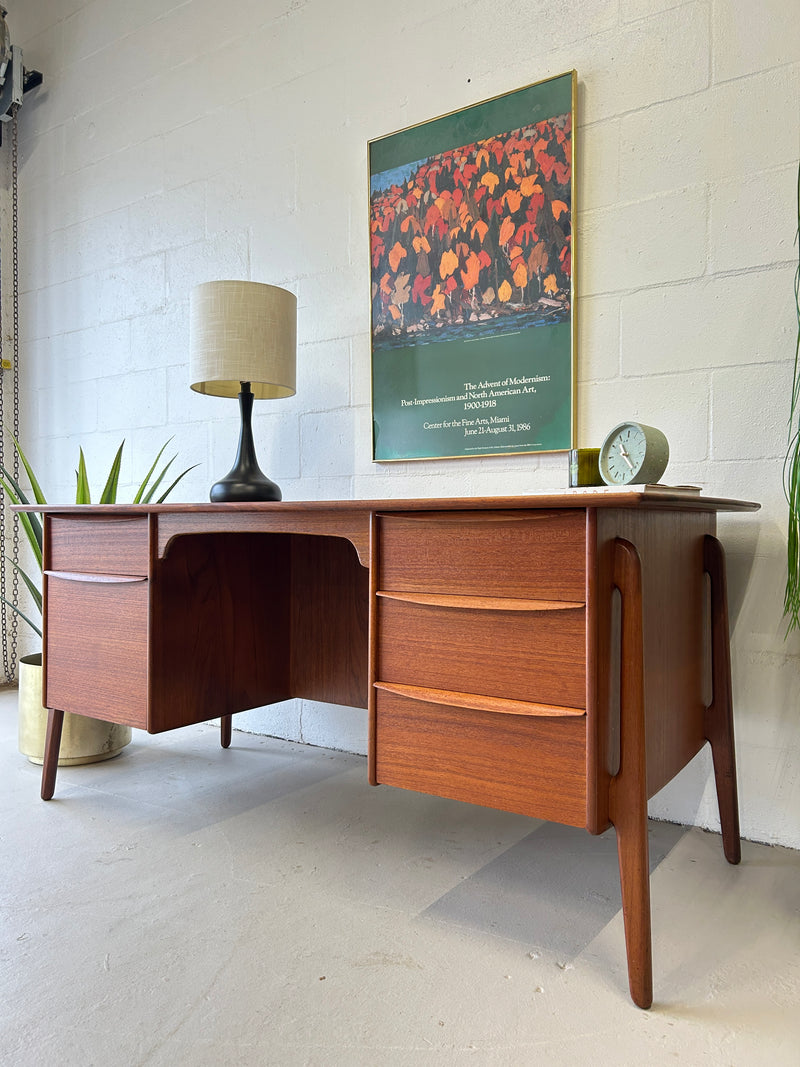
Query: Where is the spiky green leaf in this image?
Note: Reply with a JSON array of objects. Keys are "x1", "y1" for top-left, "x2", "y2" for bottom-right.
[
  {"x1": 99, "y1": 441, "x2": 125, "y2": 504},
  {"x1": 75, "y1": 448, "x2": 91, "y2": 504},
  {"x1": 10, "y1": 435, "x2": 47, "y2": 505},
  {"x1": 0, "y1": 595, "x2": 42, "y2": 639},
  {"x1": 0, "y1": 467, "x2": 43, "y2": 567},
  {"x1": 155, "y1": 464, "x2": 199, "y2": 503},
  {"x1": 4, "y1": 556, "x2": 42, "y2": 614},
  {"x1": 133, "y1": 439, "x2": 171, "y2": 504},
  {"x1": 140, "y1": 455, "x2": 175, "y2": 504}
]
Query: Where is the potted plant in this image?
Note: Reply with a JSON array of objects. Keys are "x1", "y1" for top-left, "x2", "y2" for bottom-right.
[{"x1": 1, "y1": 437, "x2": 195, "y2": 765}]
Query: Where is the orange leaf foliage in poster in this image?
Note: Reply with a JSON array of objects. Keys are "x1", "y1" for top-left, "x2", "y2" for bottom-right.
[
  {"x1": 389, "y1": 242, "x2": 407, "y2": 272},
  {"x1": 480, "y1": 171, "x2": 500, "y2": 194},
  {"x1": 460, "y1": 251, "x2": 481, "y2": 291},
  {"x1": 439, "y1": 248, "x2": 459, "y2": 278},
  {"x1": 401, "y1": 215, "x2": 421, "y2": 234},
  {"x1": 504, "y1": 189, "x2": 523, "y2": 213},
  {"x1": 424, "y1": 204, "x2": 447, "y2": 240},
  {"x1": 551, "y1": 200, "x2": 568, "y2": 220},
  {"x1": 471, "y1": 219, "x2": 489, "y2": 244},
  {"x1": 535, "y1": 147, "x2": 557, "y2": 182},
  {"x1": 498, "y1": 217, "x2": 516, "y2": 246},
  {"x1": 370, "y1": 110, "x2": 572, "y2": 339},
  {"x1": 518, "y1": 174, "x2": 539, "y2": 197}
]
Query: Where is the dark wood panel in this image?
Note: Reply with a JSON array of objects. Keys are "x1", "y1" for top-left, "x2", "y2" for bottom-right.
[
  {"x1": 44, "y1": 575, "x2": 148, "y2": 728},
  {"x1": 374, "y1": 688, "x2": 586, "y2": 825},
  {"x1": 48, "y1": 515, "x2": 149, "y2": 576},
  {"x1": 149, "y1": 532, "x2": 292, "y2": 731},
  {"x1": 289, "y1": 534, "x2": 370, "y2": 708},
  {"x1": 594, "y1": 508, "x2": 713, "y2": 807},
  {"x1": 379, "y1": 510, "x2": 586, "y2": 599},
  {"x1": 377, "y1": 598, "x2": 586, "y2": 708}
]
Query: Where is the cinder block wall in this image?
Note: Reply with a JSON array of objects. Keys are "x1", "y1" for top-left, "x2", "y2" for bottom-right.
[{"x1": 6, "y1": 0, "x2": 799, "y2": 846}]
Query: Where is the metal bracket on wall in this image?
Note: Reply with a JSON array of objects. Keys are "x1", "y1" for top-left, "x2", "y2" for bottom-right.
[{"x1": 0, "y1": 46, "x2": 43, "y2": 142}]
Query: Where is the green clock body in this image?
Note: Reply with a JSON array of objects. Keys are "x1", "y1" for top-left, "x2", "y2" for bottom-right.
[{"x1": 599, "y1": 422, "x2": 669, "y2": 486}]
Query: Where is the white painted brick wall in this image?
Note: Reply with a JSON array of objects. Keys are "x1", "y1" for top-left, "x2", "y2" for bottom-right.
[{"x1": 2, "y1": 0, "x2": 798, "y2": 847}]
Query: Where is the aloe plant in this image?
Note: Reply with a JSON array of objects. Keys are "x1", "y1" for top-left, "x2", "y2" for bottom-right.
[
  {"x1": 784, "y1": 163, "x2": 800, "y2": 633},
  {"x1": 0, "y1": 437, "x2": 196, "y2": 638}
]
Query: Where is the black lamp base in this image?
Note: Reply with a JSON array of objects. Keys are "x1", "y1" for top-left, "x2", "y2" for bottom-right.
[
  {"x1": 210, "y1": 382, "x2": 282, "y2": 503},
  {"x1": 210, "y1": 470, "x2": 281, "y2": 503}
]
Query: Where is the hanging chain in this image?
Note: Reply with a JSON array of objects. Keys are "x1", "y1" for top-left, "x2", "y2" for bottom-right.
[
  {"x1": 10, "y1": 106, "x2": 20, "y2": 670},
  {"x1": 0, "y1": 103, "x2": 21, "y2": 683},
  {"x1": 0, "y1": 106, "x2": 6, "y2": 680}
]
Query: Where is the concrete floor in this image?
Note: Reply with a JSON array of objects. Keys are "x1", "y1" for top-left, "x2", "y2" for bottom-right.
[{"x1": 1, "y1": 688, "x2": 799, "y2": 1067}]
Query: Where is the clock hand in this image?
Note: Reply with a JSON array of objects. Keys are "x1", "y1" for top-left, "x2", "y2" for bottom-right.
[{"x1": 617, "y1": 445, "x2": 634, "y2": 470}]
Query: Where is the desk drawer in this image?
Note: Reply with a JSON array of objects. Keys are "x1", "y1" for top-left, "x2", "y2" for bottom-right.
[
  {"x1": 377, "y1": 595, "x2": 586, "y2": 708},
  {"x1": 48, "y1": 516, "x2": 149, "y2": 577},
  {"x1": 44, "y1": 573, "x2": 148, "y2": 729},
  {"x1": 380, "y1": 510, "x2": 585, "y2": 600},
  {"x1": 374, "y1": 687, "x2": 586, "y2": 825}
]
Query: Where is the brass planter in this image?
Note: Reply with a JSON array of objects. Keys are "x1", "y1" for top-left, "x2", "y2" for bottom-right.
[{"x1": 18, "y1": 653, "x2": 132, "y2": 766}]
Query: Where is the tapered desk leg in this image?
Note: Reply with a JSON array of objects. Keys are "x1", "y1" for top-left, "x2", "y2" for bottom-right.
[
  {"x1": 41, "y1": 708, "x2": 65, "y2": 801},
  {"x1": 703, "y1": 535, "x2": 741, "y2": 865},
  {"x1": 220, "y1": 714, "x2": 232, "y2": 749},
  {"x1": 609, "y1": 538, "x2": 653, "y2": 1010}
]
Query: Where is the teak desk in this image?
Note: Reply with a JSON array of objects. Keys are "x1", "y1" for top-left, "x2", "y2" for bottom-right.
[{"x1": 22, "y1": 490, "x2": 759, "y2": 1008}]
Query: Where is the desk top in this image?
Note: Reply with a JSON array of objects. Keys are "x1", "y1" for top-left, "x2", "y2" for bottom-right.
[{"x1": 15, "y1": 487, "x2": 760, "y2": 516}]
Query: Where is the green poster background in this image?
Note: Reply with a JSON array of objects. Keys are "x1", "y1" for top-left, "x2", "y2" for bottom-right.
[
  {"x1": 370, "y1": 72, "x2": 576, "y2": 462},
  {"x1": 370, "y1": 73, "x2": 574, "y2": 176},
  {"x1": 373, "y1": 322, "x2": 572, "y2": 460}
]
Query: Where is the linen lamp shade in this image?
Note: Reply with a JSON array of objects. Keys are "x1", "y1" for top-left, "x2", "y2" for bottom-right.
[{"x1": 189, "y1": 280, "x2": 296, "y2": 399}]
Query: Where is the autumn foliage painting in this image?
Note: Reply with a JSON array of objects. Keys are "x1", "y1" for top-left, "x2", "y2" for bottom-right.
[
  {"x1": 370, "y1": 72, "x2": 575, "y2": 462},
  {"x1": 370, "y1": 114, "x2": 572, "y2": 347}
]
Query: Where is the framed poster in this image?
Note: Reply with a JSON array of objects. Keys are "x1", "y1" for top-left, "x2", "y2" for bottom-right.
[{"x1": 369, "y1": 70, "x2": 576, "y2": 462}]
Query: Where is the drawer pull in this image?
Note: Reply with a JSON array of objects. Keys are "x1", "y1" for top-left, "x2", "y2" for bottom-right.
[
  {"x1": 45, "y1": 570, "x2": 147, "y2": 584},
  {"x1": 376, "y1": 590, "x2": 584, "y2": 612},
  {"x1": 374, "y1": 681, "x2": 585, "y2": 718}
]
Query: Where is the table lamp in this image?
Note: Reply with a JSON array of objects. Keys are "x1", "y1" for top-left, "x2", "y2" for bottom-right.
[{"x1": 190, "y1": 280, "x2": 296, "y2": 502}]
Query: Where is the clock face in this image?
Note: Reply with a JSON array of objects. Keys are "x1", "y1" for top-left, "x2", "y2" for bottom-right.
[{"x1": 599, "y1": 422, "x2": 669, "y2": 485}]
